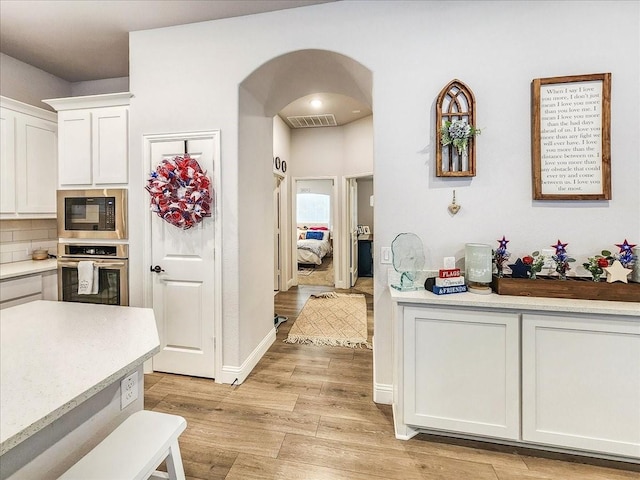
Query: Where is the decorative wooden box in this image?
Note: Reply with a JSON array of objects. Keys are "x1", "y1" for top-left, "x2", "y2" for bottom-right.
[{"x1": 491, "y1": 275, "x2": 640, "y2": 303}]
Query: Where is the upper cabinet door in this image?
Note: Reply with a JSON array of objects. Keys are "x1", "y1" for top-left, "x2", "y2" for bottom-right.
[
  {"x1": 58, "y1": 110, "x2": 92, "y2": 185},
  {"x1": 93, "y1": 107, "x2": 128, "y2": 185},
  {"x1": 0, "y1": 109, "x2": 16, "y2": 214},
  {"x1": 15, "y1": 115, "x2": 57, "y2": 213}
]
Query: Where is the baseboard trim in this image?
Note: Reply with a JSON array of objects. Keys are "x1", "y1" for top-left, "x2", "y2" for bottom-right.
[
  {"x1": 374, "y1": 382, "x2": 393, "y2": 405},
  {"x1": 218, "y1": 328, "x2": 276, "y2": 385}
]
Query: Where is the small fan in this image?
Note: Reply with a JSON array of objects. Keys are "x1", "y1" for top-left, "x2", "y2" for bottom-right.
[{"x1": 391, "y1": 233, "x2": 425, "y2": 291}]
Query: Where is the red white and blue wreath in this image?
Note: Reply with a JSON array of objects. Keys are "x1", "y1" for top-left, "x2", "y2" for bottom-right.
[{"x1": 146, "y1": 155, "x2": 212, "y2": 229}]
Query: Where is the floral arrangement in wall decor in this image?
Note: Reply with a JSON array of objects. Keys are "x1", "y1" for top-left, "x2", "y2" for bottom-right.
[
  {"x1": 492, "y1": 236, "x2": 511, "y2": 277},
  {"x1": 440, "y1": 120, "x2": 481, "y2": 156},
  {"x1": 146, "y1": 155, "x2": 212, "y2": 230}
]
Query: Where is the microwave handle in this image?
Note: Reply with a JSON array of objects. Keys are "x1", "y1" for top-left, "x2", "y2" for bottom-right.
[{"x1": 58, "y1": 261, "x2": 126, "y2": 268}]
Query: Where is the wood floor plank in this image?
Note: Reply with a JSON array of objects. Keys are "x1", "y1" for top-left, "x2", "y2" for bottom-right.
[
  {"x1": 315, "y1": 416, "x2": 403, "y2": 450},
  {"x1": 179, "y1": 440, "x2": 239, "y2": 480},
  {"x1": 147, "y1": 373, "x2": 232, "y2": 401},
  {"x1": 182, "y1": 417, "x2": 286, "y2": 459},
  {"x1": 291, "y1": 364, "x2": 373, "y2": 386},
  {"x1": 319, "y1": 380, "x2": 373, "y2": 401},
  {"x1": 277, "y1": 434, "x2": 424, "y2": 480},
  {"x1": 242, "y1": 372, "x2": 324, "y2": 396},
  {"x1": 205, "y1": 400, "x2": 321, "y2": 436},
  {"x1": 404, "y1": 436, "x2": 529, "y2": 471},
  {"x1": 153, "y1": 394, "x2": 225, "y2": 421},
  {"x1": 225, "y1": 453, "x2": 388, "y2": 480},
  {"x1": 521, "y1": 455, "x2": 640, "y2": 480},
  {"x1": 293, "y1": 393, "x2": 391, "y2": 425},
  {"x1": 408, "y1": 449, "x2": 500, "y2": 480},
  {"x1": 223, "y1": 383, "x2": 299, "y2": 412}
]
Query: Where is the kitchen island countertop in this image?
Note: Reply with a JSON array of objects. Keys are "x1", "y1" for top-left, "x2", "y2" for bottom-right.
[{"x1": 0, "y1": 300, "x2": 160, "y2": 455}]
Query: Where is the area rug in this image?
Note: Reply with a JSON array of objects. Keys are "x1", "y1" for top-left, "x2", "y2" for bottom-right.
[
  {"x1": 297, "y1": 267, "x2": 314, "y2": 276},
  {"x1": 284, "y1": 292, "x2": 371, "y2": 349}
]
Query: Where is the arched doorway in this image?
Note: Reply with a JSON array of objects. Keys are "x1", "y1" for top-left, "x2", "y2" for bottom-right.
[{"x1": 235, "y1": 49, "x2": 373, "y2": 378}]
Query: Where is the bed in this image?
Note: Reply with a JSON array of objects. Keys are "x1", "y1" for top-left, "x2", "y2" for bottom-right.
[{"x1": 297, "y1": 229, "x2": 332, "y2": 266}]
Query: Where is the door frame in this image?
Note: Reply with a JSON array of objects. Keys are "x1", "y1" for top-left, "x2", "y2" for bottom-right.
[
  {"x1": 342, "y1": 172, "x2": 373, "y2": 288},
  {"x1": 142, "y1": 130, "x2": 222, "y2": 381},
  {"x1": 273, "y1": 172, "x2": 285, "y2": 291},
  {"x1": 291, "y1": 176, "x2": 340, "y2": 288}
]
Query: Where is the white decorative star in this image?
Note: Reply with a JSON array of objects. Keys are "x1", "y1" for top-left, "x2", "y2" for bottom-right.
[{"x1": 603, "y1": 260, "x2": 631, "y2": 284}]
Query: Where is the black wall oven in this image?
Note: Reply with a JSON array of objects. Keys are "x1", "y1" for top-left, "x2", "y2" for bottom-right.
[{"x1": 57, "y1": 244, "x2": 129, "y2": 306}]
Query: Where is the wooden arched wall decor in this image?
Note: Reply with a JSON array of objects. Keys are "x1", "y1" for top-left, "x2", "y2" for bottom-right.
[{"x1": 436, "y1": 79, "x2": 477, "y2": 177}]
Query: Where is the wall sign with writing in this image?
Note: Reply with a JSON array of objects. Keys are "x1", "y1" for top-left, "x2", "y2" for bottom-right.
[{"x1": 532, "y1": 73, "x2": 611, "y2": 200}]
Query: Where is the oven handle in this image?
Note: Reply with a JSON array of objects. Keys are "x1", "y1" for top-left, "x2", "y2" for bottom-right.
[{"x1": 58, "y1": 261, "x2": 127, "y2": 268}]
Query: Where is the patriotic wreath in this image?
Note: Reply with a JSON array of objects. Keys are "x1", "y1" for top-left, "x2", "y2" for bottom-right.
[{"x1": 146, "y1": 155, "x2": 212, "y2": 230}]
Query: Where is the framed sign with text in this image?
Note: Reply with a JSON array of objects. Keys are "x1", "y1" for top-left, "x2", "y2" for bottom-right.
[{"x1": 532, "y1": 73, "x2": 611, "y2": 200}]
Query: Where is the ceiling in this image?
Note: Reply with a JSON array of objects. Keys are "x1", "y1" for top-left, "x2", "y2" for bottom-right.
[{"x1": 0, "y1": 0, "x2": 371, "y2": 127}]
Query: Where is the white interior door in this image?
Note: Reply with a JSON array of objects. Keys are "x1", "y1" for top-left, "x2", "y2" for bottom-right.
[
  {"x1": 150, "y1": 137, "x2": 217, "y2": 378},
  {"x1": 349, "y1": 178, "x2": 359, "y2": 287},
  {"x1": 273, "y1": 175, "x2": 282, "y2": 291}
]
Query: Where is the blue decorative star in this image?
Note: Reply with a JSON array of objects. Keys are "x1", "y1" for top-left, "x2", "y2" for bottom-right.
[
  {"x1": 497, "y1": 236, "x2": 509, "y2": 249},
  {"x1": 508, "y1": 258, "x2": 531, "y2": 278},
  {"x1": 615, "y1": 239, "x2": 637, "y2": 254},
  {"x1": 552, "y1": 240, "x2": 568, "y2": 255}
]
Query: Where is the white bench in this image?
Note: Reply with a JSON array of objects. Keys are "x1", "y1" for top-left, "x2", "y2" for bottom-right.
[{"x1": 58, "y1": 410, "x2": 187, "y2": 480}]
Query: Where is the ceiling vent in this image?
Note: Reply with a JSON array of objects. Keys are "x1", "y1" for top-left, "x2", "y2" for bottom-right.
[{"x1": 287, "y1": 114, "x2": 337, "y2": 128}]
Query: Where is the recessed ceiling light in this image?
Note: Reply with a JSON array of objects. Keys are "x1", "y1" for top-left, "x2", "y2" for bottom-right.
[
  {"x1": 310, "y1": 99, "x2": 323, "y2": 108},
  {"x1": 352, "y1": 110, "x2": 361, "y2": 114}
]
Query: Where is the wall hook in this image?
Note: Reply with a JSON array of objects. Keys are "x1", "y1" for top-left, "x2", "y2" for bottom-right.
[{"x1": 448, "y1": 190, "x2": 461, "y2": 215}]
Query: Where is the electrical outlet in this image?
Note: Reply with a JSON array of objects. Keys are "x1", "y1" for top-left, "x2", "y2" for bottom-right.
[
  {"x1": 120, "y1": 372, "x2": 138, "y2": 409},
  {"x1": 381, "y1": 247, "x2": 392, "y2": 264}
]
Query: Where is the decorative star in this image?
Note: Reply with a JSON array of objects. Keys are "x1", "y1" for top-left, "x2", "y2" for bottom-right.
[
  {"x1": 497, "y1": 236, "x2": 510, "y2": 249},
  {"x1": 615, "y1": 239, "x2": 637, "y2": 254},
  {"x1": 603, "y1": 260, "x2": 631, "y2": 284},
  {"x1": 552, "y1": 240, "x2": 568, "y2": 255},
  {"x1": 509, "y1": 258, "x2": 531, "y2": 278}
]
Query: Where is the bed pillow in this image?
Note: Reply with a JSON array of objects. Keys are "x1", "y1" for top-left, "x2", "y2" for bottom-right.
[{"x1": 306, "y1": 231, "x2": 324, "y2": 240}]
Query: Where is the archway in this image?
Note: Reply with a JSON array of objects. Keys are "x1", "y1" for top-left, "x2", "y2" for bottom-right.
[{"x1": 235, "y1": 49, "x2": 373, "y2": 378}]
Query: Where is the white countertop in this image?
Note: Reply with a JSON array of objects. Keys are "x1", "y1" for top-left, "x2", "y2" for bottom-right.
[
  {"x1": 0, "y1": 259, "x2": 57, "y2": 281},
  {"x1": 390, "y1": 288, "x2": 640, "y2": 317},
  {"x1": 0, "y1": 300, "x2": 160, "y2": 455}
]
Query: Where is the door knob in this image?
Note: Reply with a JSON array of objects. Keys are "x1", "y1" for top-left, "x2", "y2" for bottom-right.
[{"x1": 150, "y1": 265, "x2": 165, "y2": 273}]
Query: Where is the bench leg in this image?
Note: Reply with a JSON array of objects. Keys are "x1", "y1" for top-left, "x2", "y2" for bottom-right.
[{"x1": 165, "y1": 439, "x2": 186, "y2": 480}]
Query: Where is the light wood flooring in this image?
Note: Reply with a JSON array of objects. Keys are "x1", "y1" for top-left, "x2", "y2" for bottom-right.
[{"x1": 145, "y1": 285, "x2": 639, "y2": 479}]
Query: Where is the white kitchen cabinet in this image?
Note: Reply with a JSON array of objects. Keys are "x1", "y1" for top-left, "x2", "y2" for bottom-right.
[
  {"x1": 403, "y1": 306, "x2": 521, "y2": 440},
  {"x1": 0, "y1": 271, "x2": 58, "y2": 310},
  {"x1": 522, "y1": 313, "x2": 640, "y2": 458},
  {"x1": 0, "y1": 97, "x2": 57, "y2": 218},
  {"x1": 43, "y1": 93, "x2": 131, "y2": 187},
  {"x1": 390, "y1": 289, "x2": 640, "y2": 461}
]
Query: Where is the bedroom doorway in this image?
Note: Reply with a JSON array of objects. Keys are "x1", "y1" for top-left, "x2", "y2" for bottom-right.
[{"x1": 294, "y1": 177, "x2": 337, "y2": 287}]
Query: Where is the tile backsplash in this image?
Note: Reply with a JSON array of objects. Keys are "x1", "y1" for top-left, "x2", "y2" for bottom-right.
[{"x1": 0, "y1": 219, "x2": 58, "y2": 264}]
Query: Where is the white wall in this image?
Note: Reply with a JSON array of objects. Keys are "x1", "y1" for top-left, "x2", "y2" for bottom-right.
[
  {"x1": 129, "y1": 1, "x2": 640, "y2": 389},
  {"x1": 70, "y1": 77, "x2": 129, "y2": 96},
  {"x1": 0, "y1": 53, "x2": 71, "y2": 110}
]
